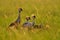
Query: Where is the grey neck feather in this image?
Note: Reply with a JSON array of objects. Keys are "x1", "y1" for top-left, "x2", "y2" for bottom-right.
[{"x1": 15, "y1": 11, "x2": 21, "y2": 23}]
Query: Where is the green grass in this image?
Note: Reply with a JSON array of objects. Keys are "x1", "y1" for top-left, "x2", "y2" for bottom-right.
[{"x1": 0, "y1": 0, "x2": 60, "y2": 40}]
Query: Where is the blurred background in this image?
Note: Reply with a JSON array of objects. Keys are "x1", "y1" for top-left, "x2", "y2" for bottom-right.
[{"x1": 0, "y1": 0, "x2": 60, "y2": 40}]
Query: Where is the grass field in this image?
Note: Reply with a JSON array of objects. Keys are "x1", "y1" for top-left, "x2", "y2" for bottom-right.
[{"x1": 0, "y1": 0, "x2": 60, "y2": 40}]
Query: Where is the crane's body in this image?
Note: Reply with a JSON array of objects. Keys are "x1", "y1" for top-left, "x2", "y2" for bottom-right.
[{"x1": 8, "y1": 8, "x2": 22, "y2": 29}]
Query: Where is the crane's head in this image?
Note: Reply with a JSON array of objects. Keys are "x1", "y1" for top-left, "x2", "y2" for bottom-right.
[
  {"x1": 26, "y1": 16, "x2": 30, "y2": 21},
  {"x1": 18, "y1": 8, "x2": 23, "y2": 13},
  {"x1": 31, "y1": 14, "x2": 36, "y2": 20}
]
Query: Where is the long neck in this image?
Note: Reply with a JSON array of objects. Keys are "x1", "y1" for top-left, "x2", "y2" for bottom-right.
[
  {"x1": 26, "y1": 20, "x2": 29, "y2": 22},
  {"x1": 19, "y1": 10, "x2": 21, "y2": 13},
  {"x1": 18, "y1": 13, "x2": 20, "y2": 18},
  {"x1": 32, "y1": 19, "x2": 35, "y2": 26},
  {"x1": 15, "y1": 12, "x2": 21, "y2": 23},
  {"x1": 18, "y1": 10, "x2": 21, "y2": 18}
]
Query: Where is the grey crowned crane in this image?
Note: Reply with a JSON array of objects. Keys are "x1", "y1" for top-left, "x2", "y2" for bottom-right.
[
  {"x1": 22, "y1": 16, "x2": 32, "y2": 30},
  {"x1": 23, "y1": 16, "x2": 31, "y2": 27},
  {"x1": 31, "y1": 14, "x2": 43, "y2": 29},
  {"x1": 22, "y1": 14, "x2": 36, "y2": 27},
  {"x1": 22, "y1": 14, "x2": 36, "y2": 30},
  {"x1": 31, "y1": 14, "x2": 36, "y2": 26},
  {"x1": 8, "y1": 8, "x2": 23, "y2": 29},
  {"x1": 31, "y1": 14, "x2": 40, "y2": 28}
]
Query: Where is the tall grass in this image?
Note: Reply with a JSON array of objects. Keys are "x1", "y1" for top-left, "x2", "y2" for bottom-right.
[{"x1": 0, "y1": 0, "x2": 60, "y2": 40}]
